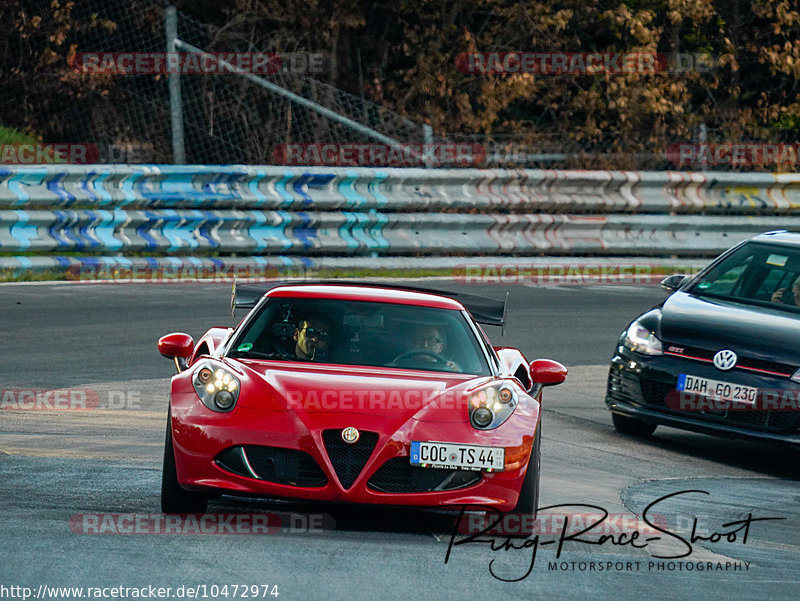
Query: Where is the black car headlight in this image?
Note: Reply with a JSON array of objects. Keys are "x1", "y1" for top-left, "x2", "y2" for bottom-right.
[
  {"x1": 468, "y1": 383, "x2": 517, "y2": 429},
  {"x1": 623, "y1": 320, "x2": 663, "y2": 356},
  {"x1": 192, "y1": 361, "x2": 240, "y2": 412}
]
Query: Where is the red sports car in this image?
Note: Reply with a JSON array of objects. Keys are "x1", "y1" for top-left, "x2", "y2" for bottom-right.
[{"x1": 157, "y1": 283, "x2": 566, "y2": 520}]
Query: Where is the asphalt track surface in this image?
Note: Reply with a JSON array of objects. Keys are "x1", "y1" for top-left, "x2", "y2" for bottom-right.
[{"x1": 1, "y1": 280, "x2": 798, "y2": 601}]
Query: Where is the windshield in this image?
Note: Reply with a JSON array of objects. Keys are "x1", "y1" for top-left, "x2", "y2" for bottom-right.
[
  {"x1": 688, "y1": 241, "x2": 800, "y2": 313},
  {"x1": 227, "y1": 297, "x2": 492, "y2": 375}
]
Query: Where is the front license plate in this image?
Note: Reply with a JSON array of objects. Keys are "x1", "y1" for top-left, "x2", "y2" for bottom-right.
[
  {"x1": 676, "y1": 374, "x2": 758, "y2": 404},
  {"x1": 410, "y1": 441, "x2": 504, "y2": 472}
]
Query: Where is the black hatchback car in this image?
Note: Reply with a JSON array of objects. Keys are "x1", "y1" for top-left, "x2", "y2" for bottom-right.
[{"x1": 606, "y1": 230, "x2": 800, "y2": 445}]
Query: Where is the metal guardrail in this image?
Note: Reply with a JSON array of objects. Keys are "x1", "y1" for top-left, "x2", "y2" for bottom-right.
[
  {"x1": 2, "y1": 165, "x2": 800, "y2": 212},
  {"x1": 1, "y1": 165, "x2": 799, "y2": 277}
]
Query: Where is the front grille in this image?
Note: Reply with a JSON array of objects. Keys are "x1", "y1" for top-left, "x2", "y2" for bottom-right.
[
  {"x1": 322, "y1": 430, "x2": 379, "y2": 489},
  {"x1": 215, "y1": 445, "x2": 327, "y2": 487},
  {"x1": 367, "y1": 457, "x2": 482, "y2": 493},
  {"x1": 723, "y1": 409, "x2": 800, "y2": 433},
  {"x1": 664, "y1": 343, "x2": 795, "y2": 377},
  {"x1": 737, "y1": 356, "x2": 794, "y2": 377},
  {"x1": 630, "y1": 377, "x2": 800, "y2": 434}
]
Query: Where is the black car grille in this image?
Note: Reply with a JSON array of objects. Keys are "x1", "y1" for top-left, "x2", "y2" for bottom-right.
[
  {"x1": 367, "y1": 457, "x2": 482, "y2": 493},
  {"x1": 713, "y1": 409, "x2": 800, "y2": 433},
  {"x1": 322, "y1": 430, "x2": 379, "y2": 489},
  {"x1": 614, "y1": 373, "x2": 800, "y2": 434},
  {"x1": 215, "y1": 445, "x2": 328, "y2": 487},
  {"x1": 664, "y1": 344, "x2": 796, "y2": 377}
]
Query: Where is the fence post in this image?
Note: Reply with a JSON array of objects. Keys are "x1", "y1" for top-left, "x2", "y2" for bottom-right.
[
  {"x1": 423, "y1": 124, "x2": 433, "y2": 168},
  {"x1": 166, "y1": 5, "x2": 186, "y2": 164}
]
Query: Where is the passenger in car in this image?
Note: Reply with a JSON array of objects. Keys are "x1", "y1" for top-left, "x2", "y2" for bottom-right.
[{"x1": 293, "y1": 316, "x2": 331, "y2": 360}]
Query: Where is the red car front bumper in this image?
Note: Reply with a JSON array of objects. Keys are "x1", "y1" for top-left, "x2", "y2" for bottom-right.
[{"x1": 170, "y1": 387, "x2": 539, "y2": 511}]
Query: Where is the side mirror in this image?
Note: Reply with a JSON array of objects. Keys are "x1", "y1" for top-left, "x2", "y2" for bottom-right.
[
  {"x1": 529, "y1": 359, "x2": 568, "y2": 386},
  {"x1": 660, "y1": 274, "x2": 687, "y2": 292},
  {"x1": 158, "y1": 333, "x2": 194, "y2": 372}
]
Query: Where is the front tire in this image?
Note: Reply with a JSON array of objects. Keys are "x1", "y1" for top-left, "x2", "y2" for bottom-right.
[
  {"x1": 161, "y1": 412, "x2": 208, "y2": 513},
  {"x1": 501, "y1": 423, "x2": 541, "y2": 536},
  {"x1": 612, "y1": 412, "x2": 657, "y2": 437}
]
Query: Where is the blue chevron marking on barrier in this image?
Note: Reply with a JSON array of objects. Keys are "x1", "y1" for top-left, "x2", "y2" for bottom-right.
[
  {"x1": 160, "y1": 209, "x2": 182, "y2": 250},
  {"x1": 249, "y1": 212, "x2": 292, "y2": 251},
  {"x1": 92, "y1": 172, "x2": 114, "y2": 205},
  {"x1": 67, "y1": 210, "x2": 88, "y2": 249},
  {"x1": 138, "y1": 172, "x2": 193, "y2": 204},
  {"x1": 47, "y1": 173, "x2": 77, "y2": 206},
  {"x1": 293, "y1": 212, "x2": 317, "y2": 249},
  {"x1": 338, "y1": 212, "x2": 359, "y2": 249},
  {"x1": 200, "y1": 171, "x2": 246, "y2": 203},
  {"x1": 79, "y1": 210, "x2": 100, "y2": 249},
  {"x1": 340, "y1": 171, "x2": 365, "y2": 207},
  {"x1": 294, "y1": 173, "x2": 336, "y2": 206},
  {"x1": 247, "y1": 212, "x2": 268, "y2": 252},
  {"x1": 49, "y1": 210, "x2": 69, "y2": 248},
  {"x1": 91, "y1": 210, "x2": 123, "y2": 251},
  {"x1": 276, "y1": 171, "x2": 295, "y2": 206},
  {"x1": 197, "y1": 210, "x2": 220, "y2": 248},
  {"x1": 137, "y1": 211, "x2": 161, "y2": 250},
  {"x1": 350, "y1": 211, "x2": 379, "y2": 249},
  {"x1": 248, "y1": 170, "x2": 267, "y2": 205},
  {"x1": 368, "y1": 172, "x2": 388, "y2": 207},
  {"x1": 10, "y1": 210, "x2": 36, "y2": 250},
  {"x1": 368, "y1": 209, "x2": 390, "y2": 248},
  {"x1": 7, "y1": 169, "x2": 49, "y2": 206},
  {"x1": 162, "y1": 209, "x2": 202, "y2": 250},
  {"x1": 79, "y1": 172, "x2": 99, "y2": 204},
  {"x1": 121, "y1": 170, "x2": 147, "y2": 205}
]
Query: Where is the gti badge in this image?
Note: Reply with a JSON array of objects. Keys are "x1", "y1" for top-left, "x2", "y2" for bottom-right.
[
  {"x1": 713, "y1": 349, "x2": 737, "y2": 371},
  {"x1": 341, "y1": 427, "x2": 360, "y2": 444}
]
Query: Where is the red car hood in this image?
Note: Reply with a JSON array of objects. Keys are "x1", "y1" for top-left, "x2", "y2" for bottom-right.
[{"x1": 233, "y1": 359, "x2": 493, "y2": 429}]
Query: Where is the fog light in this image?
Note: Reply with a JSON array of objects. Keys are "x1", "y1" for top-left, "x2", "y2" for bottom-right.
[
  {"x1": 214, "y1": 390, "x2": 235, "y2": 410},
  {"x1": 473, "y1": 407, "x2": 493, "y2": 427}
]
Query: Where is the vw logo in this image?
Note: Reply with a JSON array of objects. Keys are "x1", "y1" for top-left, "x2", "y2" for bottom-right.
[
  {"x1": 341, "y1": 427, "x2": 360, "y2": 444},
  {"x1": 713, "y1": 349, "x2": 737, "y2": 371}
]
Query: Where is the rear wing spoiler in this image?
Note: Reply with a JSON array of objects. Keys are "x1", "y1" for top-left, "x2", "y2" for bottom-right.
[{"x1": 231, "y1": 279, "x2": 508, "y2": 330}]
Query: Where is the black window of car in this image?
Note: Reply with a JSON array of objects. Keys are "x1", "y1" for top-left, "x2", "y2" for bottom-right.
[
  {"x1": 689, "y1": 241, "x2": 800, "y2": 312},
  {"x1": 226, "y1": 297, "x2": 492, "y2": 375}
]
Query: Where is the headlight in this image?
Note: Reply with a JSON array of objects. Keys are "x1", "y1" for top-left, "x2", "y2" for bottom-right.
[
  {"x1": 468, "y1": 383, "x2": 518, "y2": 429},
  {"x1": 192, "y1": 361, "x2": 240, "y2": 412},
  {"x1": 791, "y1": 368, "x2": 800, "y2": 384},
  {"x1": 623, "y1": 321, "x2": 663, "y2": 356}
]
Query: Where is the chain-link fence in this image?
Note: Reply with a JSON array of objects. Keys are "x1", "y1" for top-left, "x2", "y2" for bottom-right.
[
  {"x1": 1, "y1": 0, "x2": 797, "y2": 171},
  {"x1": 1, "y1": 0, "x2": 428, "y2": 165}
]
